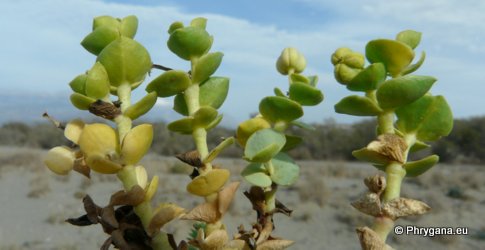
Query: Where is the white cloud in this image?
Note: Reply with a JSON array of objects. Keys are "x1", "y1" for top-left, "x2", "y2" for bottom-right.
[{"x1": 0, "y1": 0, "x2": 484, "y2": 125}]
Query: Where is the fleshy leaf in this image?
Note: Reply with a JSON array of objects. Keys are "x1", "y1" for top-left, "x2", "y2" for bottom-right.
[
  {"x1": 335, "y1": 95, "x2": 382, "y2": 116},
  {"x1": 85, "y1": 153, "x2": 122, "y2": 174},
  {"x1": 173, "y1": 77, "x2": 229, "y2": 116},
  {"x1": 291, "y1": 120, "x2": 315, "y2": 130},
  {"x1": 281, "y1": 134, "x2": 303, "y2": 151},
  {"x1": 193, "y1": 106, "x2": 218, "y2": 128},
  {"x1": 64, "y1": 119, "x2": 85, "y2": 144},
  {"x1": 352, "y1": 147, "x2": 390, "y2": 166},
  {"x1": 402, "y1": 51, "x2": 426, "y2": 76},
  {"x1": 44, "y1": 146, "x2": 75, "y2": 175},
  {"x1": 120, "y1": 15, "x2": 138, "y2": 38},
  {"x1": 69, "y1": 74, "x2": 87, "y2": 95},
  {"x1": 289, "y1": 82, "x2": 324, "y2": 106},
  {"x1": 85, "y1": 62, "x2": 110, "y2": 99},
  {"x1": 241, "y1": 163, "x2": 272, "y2": 187},
  {"x1": 121, "y1": 124, "x2": 153, "y2": 165},
  {"x1": 410, "y1": 139, "x2": 430, "y2": 152},
  {"x1": 404, "y1": 155, "x2": 439, "y2": 177},
  {"x1": 376, "y1": 75, "x2": 435, "y2": 110},
  {"x1": 81, "y1": 26, "x2": 119, "y2": 55},
  {"x1": 244, "y1": 128, "x2": 286, "y2": 163},
  {"x1": 190, "y1": 17, "x2": 207, "y2": 29},
  {"x1": 167, "y1": 117, "x2": 194, "y2": 134},
  {"x1": 124, "y1": 91, "x2": 158, "y2": 120},
  {"x1": 396, "y1": 30, "x2": 422, "y2": 49},
  {"x1": 146, "y1": 70, "x2": 191, "y2": 97},
  {"x1": 366, "y1": 39, "x2": 415, "y2": 77},
  {"x1": 167, "y1": 26, "x2": 213, "y2": 60},
  {"x1": 187, "y1": 169, "x2": 230, "y2": 196},
  {"x1": 396, "y1": 95, "x2": 453, "y2": 141},
  {"x1": 78, "y1": 123, "x2": 118, "y2": 156},
  {"x1": 70, "y1": 93, "x2": 96, "y2": 110},
  {"x1": 259, "y1": 96, "x2": 303, "y2": 123},
  {"x1": 205, "y1": 115, "x2": 223, "y2": 131},
  {"x1": 347, "y1": 63, "x2": 386, "y2": 91},
  {"x1": 236, "y1": 117, "x2": 271, "y2": 147},
  {"x1": 97, "y1": 37, "x2": 152, "y2": 87},
  {"x1": 274, "y1": 87, "x2": 286, "y2": 97},
  {"x1": 270, "y1": 153, "x2": 299, "y2": 186},
  {"x1": 192, "y1": 52, "x2": 223, "y2": 84},
  {"x1": 289, "y1": 73, "x2": 310, "y2": 84},
  {"x1": 93, "y1": 16, "x2": 119, "y2": 30}
]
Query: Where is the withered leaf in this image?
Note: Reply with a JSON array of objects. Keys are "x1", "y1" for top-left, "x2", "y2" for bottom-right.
[
  {"x1": 101, "y1": 206, "x2": 119, "y2": 232},
  {"x1": 73, "y1": 157, "x2": 91, "y2": 178},
  {"x1": 256, "y1": 239, "x2": 294, "y2": 250},
  {"x1": 110, "y1": 229, "x2": 131, "y2": 250},
  {"x1": 83, "y1": 195, "x2": 100, "y2": 224},
  {"x1": 217, "y1": 182, "x2": 240, "y2": 216},
  {"x1": 182, "y1": 202, "x2": 220, "y2": 223},
  {"x1": 176, "y1": 150, "x2": 202, "y2": 167},
  {"x1": 367, "y1": 134, "x2": 407, "y2": 164},
  {"x1": 65, "y1": 214, "x2": 96, "y2": 226},
  {"x1": 244, "y1": 186, "x2": 266, "y2": 215},
  {"x1": 364, "y1": 175, "x2": 386, "y2": 194},
  {"x1": 256, "y1": 218, "x2": 273, "y2": 245},
  {"x1": 275, "y1": 200, "x2": 292, "y2": 217},
  {"x1": 109, "y1": 185, "x2": 145, "y2": 207},
  {"x1": 88, "y1": 99, "x2": 121, "y2": 120},
  {"x1": 201, "y1": 229, "x2": 229, "y2": 249},
  {"x1": 101, "y1": 237, "x2": 113, "y2": 250},
  {"x1": 356, "y1": 227, "x2": 394, "y2": 250},
  {"x1": 148, "y1": 204, "x2": 185, "y2": 236},
  {"x1": 351, "y1": 192, "x2": 382, "y2": 217},
  {"x1": 382, "y1": 197, "x2": 431, "y2": 220}
]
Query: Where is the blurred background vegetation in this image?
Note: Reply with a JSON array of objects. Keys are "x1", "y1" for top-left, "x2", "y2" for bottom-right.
[{"x1": 1, "y1": 116, "x2": 484, "y2": 164}]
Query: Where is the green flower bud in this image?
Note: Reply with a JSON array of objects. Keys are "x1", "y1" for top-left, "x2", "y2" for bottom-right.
[
  {"x1": 276, "y1": 47, "x2": 307, "y2": 75},
  {"x1": 331, "y1": 47, "x2": 365, "y2": 68},
  {"x1": 167, "y1": 26, "x2": 213, "y2": 60},
  {"x1": 334, "y1": 64, "x2": 361, "y2": 85}
]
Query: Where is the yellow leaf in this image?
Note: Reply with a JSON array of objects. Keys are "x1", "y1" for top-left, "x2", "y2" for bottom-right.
[
  {"x1": 86, "y1": 153, "x2": 122, "y2": 174},
  {"x1": 64, "y1": 119, "x2": 85, "y2": 144},
  {"x1": 78, "y1": 123, "x2": 118, "y2": 156},
  {"x1": 121, "y1": 124, "x2": 153, "y2": 165},
  {"x1": 187, "y1": 169, "x2": 230, "y2": 196},
  {"x1": 44, "y1": 146, "x2": 75, "y2": 175}
]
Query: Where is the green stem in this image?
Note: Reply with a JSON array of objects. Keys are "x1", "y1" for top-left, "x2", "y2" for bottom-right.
[
  {"x1": 264, "y1": 185, "x2": 278, "y2": 213},
  {"x1": 117, "y1": 166, "x2": 171, "y2": 250},
  {"x1": 382, "y1": 162, "x2": 406, "y2": 202},
  {"x1": 116, "y1": 84, "x2": 133, "y2": 142},
  {"x1": 377, "y1": 110, "x2": 394, "y2": 134}
]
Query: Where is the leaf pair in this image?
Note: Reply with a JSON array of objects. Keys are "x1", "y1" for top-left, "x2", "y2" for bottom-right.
[{"x1": 242, "y1": 152, "x2": 299, "y2": 187}]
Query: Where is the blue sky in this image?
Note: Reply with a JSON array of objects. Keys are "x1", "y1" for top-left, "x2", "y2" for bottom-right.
[{"x1": 1, "y1": 0, "x2": 484, "y2": 127}]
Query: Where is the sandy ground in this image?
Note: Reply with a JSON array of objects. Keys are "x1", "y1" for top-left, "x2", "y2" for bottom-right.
[{"x1": 0, "y1": 146, "x2": 484, "y2": 250}]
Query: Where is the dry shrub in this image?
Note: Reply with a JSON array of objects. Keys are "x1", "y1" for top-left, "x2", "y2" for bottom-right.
[{"x1": 297, "y1": 175, "x2": 330, "y2": 207}]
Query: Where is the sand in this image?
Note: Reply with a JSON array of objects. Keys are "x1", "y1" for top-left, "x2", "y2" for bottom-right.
[{"x1": 0, "y1": 146, "x2": 484, "y2": 249}]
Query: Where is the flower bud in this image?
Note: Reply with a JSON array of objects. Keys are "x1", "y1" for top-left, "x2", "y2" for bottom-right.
[
  {"x1": 331, "y1": 47, "x2": 365, "y2": 68},
  {"x1": 334, "y1": 63, "x2": 361, "y2": 85},
  {"x1": 276, "y1": 47, "x2": 307, "y2": 75}
]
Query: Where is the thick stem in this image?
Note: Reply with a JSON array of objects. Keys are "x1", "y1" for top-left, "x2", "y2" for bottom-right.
[
  {"x1": 382, "y1": 162, "x2": 406, "y2": 202},
  {"x1": 264, "y1": 185, "x2": 278, "y2": 213},
  {"x1": 116, "y1": 84, "x2": 133, "y2": 142},
  {"x1": 117, "y1": 166, "x2": 171, "y2": 250},
  {"x1": 377, "y1": 110, "x2": 395, "y2": 135},
  {"x1": 372, "y1": 217, "x2": 395, "y2": 240}
]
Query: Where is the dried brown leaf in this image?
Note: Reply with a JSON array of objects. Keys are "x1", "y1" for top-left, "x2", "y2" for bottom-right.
[
  {"x1": 356, "y1": 227, "x2": 394, "y2": 250},
  {"x1": 351, "y1": 192, "x2": 382, "y2": 217},
  {"x1": 275, "y1": 200, "x2": 292, "y2": 216},
  {"x1": 88, "y1": 99, "x2": 121, "y2": 120},
  {"x1": 243, "y1": 186, "x2": 266, "y2": 215},
  {"x1": 218, "y1": 182, "x2": 240, "y2": 216},
  {"x1": 109, "y1": 185, "x2": 145, "y2": 207},
  {"x1": 367, "y1": 134, "x2": 407, "y2": 164},
  {"x1": 176, "y1": 150, "x2": 203, "y2": 167},
  {"x1": 201, "y1": 229, "x2": 229, "y2": 250},
  {"x1": 224, "y1": 239, "x2": 250, "y2": 250},
  {"x1": 182, "y1": 202, "x2": 220, "y2": 223},
  {"x1": 364, "y1": 175, "x2": 386, "y2": 194},
  {"x1": 73, "y1": 157, "x2": 91, "y2": 178},
  {"x1": 101, "y1": 206, "x2": 119, "y2": 231},
  {"x1": 147, "y1": 204, "x2": 185, "y2": 236},
  {"x1": 256, "y1": 239, "x2": 294, "y2": 250},
  {"x1": 82, "y1": 195, "x2": 100, "y2": 224},
  {"x1": 382, "y1": 197, "x2": 431, "y2": 220},
  {"x1": 256, "y1": 219, "x2": 273, "y2": 245}
]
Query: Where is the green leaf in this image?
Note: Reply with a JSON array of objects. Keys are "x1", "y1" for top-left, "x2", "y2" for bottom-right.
[
  {"x1": 193, "y1": 106, "x2": 218, "y2": 128},
  {"x1": 334, "y1": 95, "x2": 382, "y2": 116},
  {"x1": 81, "y1": 26, "x2": 120, "y2": 56},
  {"x1": 192, "y1": 52, "x2": 223, "y2": 84},
  {"x1": 70, "y1": 93, "x2": 95, "y2": 110},
  {"x1": 241, "y1": 163, "x2": 272, "y2": 188},
  {"x1": 274, "y1": 87, "x2": 286, "y2": 97},
  {"x1": 270, "y1": 153, "x2": 299, "y2": 186},
  {"x1": 396, "y1": 30, "x2": 422, "y2": 49},
  {"x1": 289, "y1": 82, "x2": 324, "y2": 106},
  {"x1": 172, "y1": 77, "x2": 230, "y2": 116},
  {"x1": 410, "y1": 139, "x2": 430, "y2": 152},
  {"x1": 120, "y1": 15, "x2": 138, "y2": 38},
  {"x1": 347, "y1": 63, "x2": 386, "y2": 91},
  {"x1": 402, "y1": 51, "x2": 426, "y2": 76},
  {"x1": 167, "y1": 26, "x2": 213, "y2": 60},
  {"x1": 69, "y1": 74, "x2": 87, "y2": 95},
  {"x1": 404, "y1": 155, "x2": 439, "y2": 177},
  {"x1": 352, "y1": 147, "x2": 390, "y2": 166},
  {"x1": 146, "y1": 70, "x2": 191, "y2": 97},
  {"x1": 376, "y1": 75, "x2": 435, "y2": 110},
  {"x1": 259, "y1": 96, "x2": 303, "y2": 123},
  {"x1": 308, "y1": 75, "x2": 319, "y2": 87},
  {"x1": 190, "y1": 17, "x2": 207, "y2": 29},
  {"x1": 97, "y1": 37, "x2": 152, "y2": 87},
  {"x1": 366, "y1": 39, "x2": 415, "y2": 77},
  {"x1": 203, "y1": 137, "x2": 235, "y2": 164},
  {"x1": 290, "y1": 120, "x2": 315, "y2": 130},
  {"x1": 244, "y1": 128, "x2": 286, "y2": 163},
  {"x1": 93, "y1": 16, "x2": 119, "y2": 30},
  {"x1": 167, "y1": 117, "x2": 194, "y2": 134},
  {"x1": 205, "y1": 114, "x2": 223, "y2": 131},
  {"x1": 289, "y1": 73, "x2": 309, "y2": 84},
  {"x1": 282, "y1": 134, "x2": 303, "y2": 151},
  {"x1": 168, "y1": 21, "x2": 184, "y2": 34},
  {"x1": 124, "y1": 91, "x2": 157, "y2": 120},
  {"x1": 85, "y1": 62, "x2": 110, "y2": 99},
  {"x1": 396, "y1": 95, "x2": 453, "y2": 141}
]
